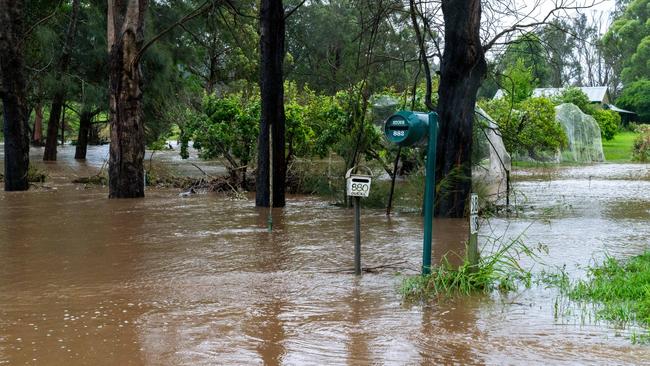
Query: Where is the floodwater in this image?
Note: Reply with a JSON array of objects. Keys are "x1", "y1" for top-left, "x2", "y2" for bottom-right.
[{"x1": 2, "y1": 145, "x2": 650, "y2": 365}]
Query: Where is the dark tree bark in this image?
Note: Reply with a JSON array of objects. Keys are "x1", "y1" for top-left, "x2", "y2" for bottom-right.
[
  {"x1": 0, "y1": 0, "x2": 30, "y2": 191},
  {"x1": 32, "y1": 103, "x2": 43, "y2": 145},
  {"x1": 75, "y1": 109, "x2": 97, "y2": 160},
  {"x1": 435, "y1": 0, "x2": 487, "y2": 217},
  {"x1": 107, "y1": 0, "x2": 147, "y2": 198},
  {"x1": 256, "y1": 0, "x2": 286, "y2": 207},
  {"x1": 43, "y1": 0, "x2": 80, "y2": 161}
]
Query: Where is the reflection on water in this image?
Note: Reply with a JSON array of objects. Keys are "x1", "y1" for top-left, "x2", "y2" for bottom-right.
[{"x1": 2, "y1": 145, "x2": 650, "y2": 364}]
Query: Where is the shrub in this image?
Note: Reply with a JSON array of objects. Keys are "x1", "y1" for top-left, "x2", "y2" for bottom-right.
[
  {"x1": 617, "y1": 80, "x2": 650, "y2": 122},
  {"x1": 632, "y1": 125, "x2": 650, "y2": 162},
  {"x1": 480, "y1": 96, "x2": 566, "y2": 159},
  {"x1": 592, "y1": 109, "x2": 621, "y2": 141},
  {"x1": 554, "y1": 87, "x2": 596, "y2": 115}
]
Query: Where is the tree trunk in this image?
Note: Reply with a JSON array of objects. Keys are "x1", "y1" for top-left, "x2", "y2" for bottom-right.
[
  {"x1": 33, "y1": 103, "x2": 43, "y2": 145},
  {"x1": 435, "y1": 0, "x2": 487, "y2": 218},
  {"x1": 75, "y1": 110, "x2": 93, "y2": 160},
  {"x1": 256, "y1": 0, "x2": 286, "y2": 207},
  {"x1": 107, "y1": 0, "x2": 147, "y2": 198},
  {"x1": 43, "y1": 0, "x2": 80, "y2": 161},
  {"x1": 43, "y1": 95, "x2": 62, "y2": 160},
  {"x1": 60, "y1": 104, "x2": 65, "y2": 145},
  {"x1": 0, "y1": 0, "x2": 30, "y2": 191}
]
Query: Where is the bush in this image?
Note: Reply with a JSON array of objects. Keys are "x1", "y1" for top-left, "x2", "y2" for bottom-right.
[
  {"x1": 617, "y1": 80, "x2": 650, "y2": 122},
  {"x1": 632, "y1": 125, "x2": 650, "y2": 162},
  {"x1": 480, "y1": 96, "x2": 566, "y2": 159},
  {"x1": 554, "y1": 87, "x2": 596, "y2": 115},
  {"x1": 592, "y1": 109, "x2": 621, "y2": 141}
]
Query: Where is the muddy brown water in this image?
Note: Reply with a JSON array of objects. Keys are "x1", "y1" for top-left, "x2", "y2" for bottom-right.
[{"x1": 2, "y1": 145, "x2": 650, "y2": 365}]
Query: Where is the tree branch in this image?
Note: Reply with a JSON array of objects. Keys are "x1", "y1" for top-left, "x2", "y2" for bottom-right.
[
  {"x1": 23, "y1": 1, "x2": 63, "y2": 38},
  {"x1": 133, "y1": 0, "x2": 215, "y2": 67},
  {"x1": 483, "y1": 0, "x2": 602, "y2": 52},
  {"x1": 284, "y1": 0, "x2": 308, "y2": 20}
]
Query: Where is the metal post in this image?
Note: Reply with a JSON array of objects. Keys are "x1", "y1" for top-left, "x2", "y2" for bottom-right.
[
  {"x1": 468, "y1": 193, "x2": 479, "y2": 270},
  {"x1": 354, "y1": 196, "x2": 362, "y2": 276},
  {"x1": 421, "y1": 112, "x2": 438, "y2": 275}
]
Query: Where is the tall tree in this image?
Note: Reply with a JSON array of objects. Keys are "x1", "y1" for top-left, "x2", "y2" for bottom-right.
[
  {"x1": 256, "y1": 0, "x2": 286, "y2": 207},
  {"x1": 43, "y1": 0, "x2": 81, "y2": 161},
  {"x1": 602, "y1": 0, "x2": 650, "y2": 86},
  {"x1": 434, "y1": 0, "x2": 487, "y2": 217},
  {"x1": 107, "y1": 0, "x2": 147, "y2": 198},
  {"x1": 0, "y1": 0, "x2": 30, "y2": 191},
  {"x1": 498, "y1": 33, "x2": 552, "y2": 87}
]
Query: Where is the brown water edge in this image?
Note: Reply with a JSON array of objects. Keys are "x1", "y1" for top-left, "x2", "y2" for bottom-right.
[{"x1": 2, "y1": 146, "x2": 650, "y2": 364}]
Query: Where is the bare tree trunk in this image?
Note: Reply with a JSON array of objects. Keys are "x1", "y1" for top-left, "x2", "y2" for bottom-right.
[
  {"x1": 0, "y1": 0, "x2": 30, "y2": 191},
  {"x1": 435, "y1": 0, "x2": 487, "y2": 218},
  {"x1": 43, "y1": 0, "x2": 80, "y2": 161},
  {"x1": 75, "y1": 110, "x2": 94, "y2": 160},
  {"x1": 107, "y1": 0, "x2": 147, "y2": 198},
  {"x1": 33, "y1": 103, "x2": 43, "y2": 145},
  {"x1": 256, "y1": 0, "x2": 286, "y2": 207}
]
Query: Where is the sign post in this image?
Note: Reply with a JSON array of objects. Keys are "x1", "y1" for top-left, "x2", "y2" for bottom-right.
[
  {"x1": 468, "y1": 193, "x2": 479, "y2": 269},
  {"x1": 346, "y1": 166, "x2": 373, "y2": 276}
]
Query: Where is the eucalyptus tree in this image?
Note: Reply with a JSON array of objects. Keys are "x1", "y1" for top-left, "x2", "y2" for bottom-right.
[
  {"x1": 603, "y1": 0, "x2": 650, "y2": 90},
  {"x1": 409, "y1": 0, "x2": 598, "y2": 217},
  {"x1": 43, "y1": 0, "x2": 80, "y2": 161},
  {"x1": 106, "y1": 0, "x2": 214, "y2": 198},
  {"x1": 0, "y1": 0, "x2": 30, "y2": 191},
  {"x1": 72, "y1": 1, "x2": 108, "y2": 159}
]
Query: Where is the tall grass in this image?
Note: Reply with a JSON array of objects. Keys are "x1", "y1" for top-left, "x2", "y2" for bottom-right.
[
  {"x1": 568, "y1": 252, "x2": 650, "y2": 327},
  {"x1": 400, "y1": 231, "x2": 537, "y2": 301}
]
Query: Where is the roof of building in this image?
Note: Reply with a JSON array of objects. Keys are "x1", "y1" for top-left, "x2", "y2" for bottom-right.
[
  {"x1": 493, "y1": 86, "x2": 610, "y2": 103},
  {"x1": 606, "y1": 104, "x2": 636, "y2": 114}
]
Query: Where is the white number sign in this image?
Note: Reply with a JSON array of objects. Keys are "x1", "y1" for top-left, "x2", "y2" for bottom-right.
[
  {"x1": 470, "y1": 193, "x2": 479, "y2": 234},
  {"x1": 470, "y1": 214, "x2": 479, "y2": 235},
  {"x1": 470, "y1": 193, "x2": 479, "y2": 215},
  {"x1": 347, "y1": 177, "x2": 372, "y2": 197}
]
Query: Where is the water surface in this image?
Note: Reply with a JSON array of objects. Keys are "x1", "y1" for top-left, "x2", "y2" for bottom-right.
[{"x1": 1, "y1": 145, "x2": 650, "y2": 365}]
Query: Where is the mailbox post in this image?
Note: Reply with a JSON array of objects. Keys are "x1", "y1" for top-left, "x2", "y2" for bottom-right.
[
  {"x1": 384, "y1": 111, "x2": 438, "y2": 275},
  {"x1": 468, "y1": 193, "x2": 479, "y2": 270},
  {"x1": 346, "y1": 166, "x2": 372, "y2": 276}
]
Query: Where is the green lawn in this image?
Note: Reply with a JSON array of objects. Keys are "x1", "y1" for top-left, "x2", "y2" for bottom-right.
[{"x1": 603, "y1": 131, "x2": 638, "y2": 162}]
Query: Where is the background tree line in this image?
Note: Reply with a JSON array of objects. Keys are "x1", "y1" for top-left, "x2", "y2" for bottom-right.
[{"x1": 2, "y1": 0, "x2": 648, "y2": 217}]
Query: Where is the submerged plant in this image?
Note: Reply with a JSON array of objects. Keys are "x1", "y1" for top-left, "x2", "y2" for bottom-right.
[
  {"x1": 568, "y1": 252, "x2": 650, "y2": 328},
  {"x1": 400, "y1": 231, "x2": 538, "y2": 301}
]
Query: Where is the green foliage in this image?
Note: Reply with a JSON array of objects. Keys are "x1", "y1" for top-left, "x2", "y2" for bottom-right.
[
  {"x1": 400, "y1": 234, "x2": 536, "y2": 300},
  {"x1": 27, "y1": 165, "x2": 47, "y2": 183},
  {"x1": 602, "y1": 0, "x2": 650, "y2": 84},
  {"x1": 569, "y1": 252, "x2": 650, "y2": 327},
  {"x1": 186, "y1": 92, "x2": 260, "y2": 170},
  {"x1": 554, "y1": 87, "x2": 596, "y2": 115},
  {"x1": 616, "y1": 80, "x2": 650, "y2": 121},
  {"x1": 592, "y1": 109, "x2": 621, "y2": 141},
  {"x1": 498, "y1": 33, "x2": 551, "y2": 88},
  {"x1": 480, "y1": 97, "x2": 566, "y2": 159},
  {"x1": 540, "y1": 20, "x2": 582, "y2": 87},
  {"x1": 501, "y1": 58, "x2": 536, "y2": 104},
  {"x1": 632, "y1": 125, "x2": 650, "y2": 161},
  {"x1": 286, "y1": 0, "x2": 418, "y2": 94}
]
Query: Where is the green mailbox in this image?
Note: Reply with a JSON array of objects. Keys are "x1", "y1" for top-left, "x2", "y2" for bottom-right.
[
  {"x1": 384, "y1": 111, "x2": 430, "y2": 146},
  {"x1": 384, "y1": 110, "x2": 438, "y2": 275}
]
